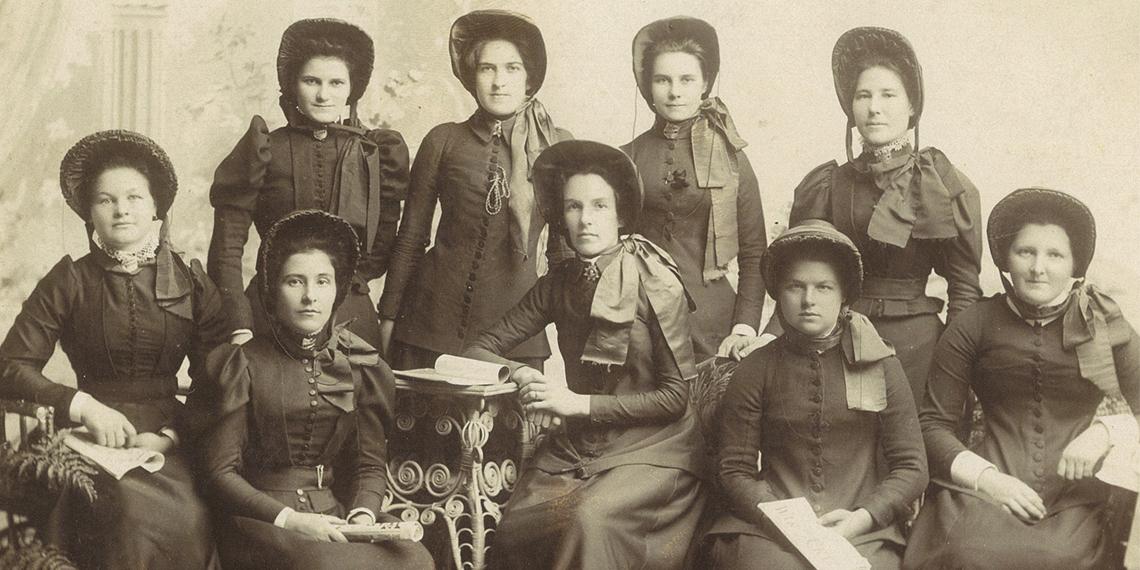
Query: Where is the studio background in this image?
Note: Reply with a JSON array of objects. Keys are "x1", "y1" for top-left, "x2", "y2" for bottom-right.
[{"x1": 1, "y1": 0, "x2": 1136, "y2": 383}]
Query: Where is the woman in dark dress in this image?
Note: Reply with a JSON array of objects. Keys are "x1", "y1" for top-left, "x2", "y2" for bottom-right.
[
  {"x1": 378, "y1": 10, "x2": 572, "y2": 369},
  {"x1": 622, "y1": 16, "x2": 767, "y2": 362},
  {"x1": 706, "y1": 220, "x2": 927, "y2": 569},
  {"x1": 208, "y1": 18, "x2": 409, "y2": 348},
  {"x1": 200, "y1": 211, "x2": 433, "y2": 569},
  {"x1": 903, "y1": 188, "x2": 1140, "y2": 569},
  {"x1": 755, "y1": 27, "x2": 982, "y2": 406},
  {"x1": 0, "y1": 130, "x2": 229, "y2": 568},
  {"x1": 465, "y1": 141, "x2": 706, "y2": 569}
]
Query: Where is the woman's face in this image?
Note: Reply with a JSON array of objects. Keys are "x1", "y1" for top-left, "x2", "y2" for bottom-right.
[
  {"x1": 563, "y1": 173, "x2": 621, "y2": 257},
  {"x1": 650, "y1": 51, "x2": 707, "y2": 122},
  {"x1": 89, "y1": 166, "x2": 157, "y2": 251},
  {"x1": 852, "y1": 65, "x2": 914, "y2": 147},
  {"x1": 274, "y1": 249, "x2": 337, "y2": 335},
  {"x1": 1008, "y1": 223, "x2": 1075, "y2": 307},
  {"x1": 474, "y1": 39, "x2": 529, "y2": 117},
  {"x1": 295, "y1": 56, "x2": 351, "y2": 124},
  {"x1": 777, "y1": 259, "x2": 844, "y2": 338}
]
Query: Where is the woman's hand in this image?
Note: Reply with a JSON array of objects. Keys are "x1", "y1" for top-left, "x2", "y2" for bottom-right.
[
  {"x1": 818, "y1": 508, "x2": 874, "y2": 539},
  {"x1": 79, "y1": 400, "x2": 137, "y2": 448},
  {"x1": 511, "y1": 366, "x2": 545, "y2": 388},
  {"x1": 378, "y1": 319, "x2": 395, "y2": 357},
  {"x1": 512, "y1": 368, "x2": 565, "y2": 428},
  {"x1": 347, "y1": 512, "x2": 373, "y2": 525},
  {"x1": 978, "y1": 469, "x2": 1046, "y2": 522},
  {"x1": 525, "y1": 384, "x2": 590, "y2": 419},
  {"x1": 736, "y1": 333, "x2": 779, "y2": 360},
  {"x1": 284, "y1": 512, "x2": 348, "y2": 543},
  {"x1": 131, "y1": 432, "x2": 174, "y2": 454},
  {"x1": 717, "y1": 334, "x2": 753, "y2": 361},
  {"x1": 1058, "y1": 423, "x2": 1110, "y2": 480}
]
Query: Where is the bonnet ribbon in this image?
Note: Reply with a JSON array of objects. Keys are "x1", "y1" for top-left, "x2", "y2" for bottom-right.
[
  {"x1": 1063, "y1": 283, "x2": 1125, "y2": 398},
  {"x1": 506, "y1": 98, "x2": 560, "y2": 261},
  {"x1": 861, "y1": 146, "x2": 961, "y2": 248},
  {"x1": 327, "y1": 121, "x2": 382, "y2": 251},
  {"x1": 691, "y1": 97, "x2": 748, "y2": 281}
]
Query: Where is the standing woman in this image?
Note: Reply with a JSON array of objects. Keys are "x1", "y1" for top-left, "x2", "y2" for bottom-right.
[
  {"x1": 622, "y1": 16, "x2": 767, "y2": 362},
  {"x1": 707, "y1": 220, "x2": 927, "y2": 569},
  {"x1": 904, "y1": 189, "x2": 1140, "y2": 569},
  {"x1": 758, "y1": 27, "x2": 983, "y2": 405},
  {"x1": 200, "y1": 211, "x2": 433, "y2": 569},
  {"x1": 208, "y1": 18, "x2": 409, "y2": 348},
  {"x1": 0, "y1": 131, "x2": 229, "y2": 568},
  {"x1": 466, "y1": 141, "x2": 706, "y2": 569},
  {"x1": 378, "y1": 10, "x2": 571, "y2": 369}
]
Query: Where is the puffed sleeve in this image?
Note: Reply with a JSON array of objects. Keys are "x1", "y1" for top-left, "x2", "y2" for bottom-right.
[
  {"x1": 180, "y1": 257, "x2": 233, "y2": 442},
  {"x1": 731, "y1": 151, "x2": 768, "y2": 331},
  {"x1": 0, "y1": 256, "x2": 81, "y2": 416},
  {"x1": 356, "y1": 128, "x2": 411, "y2": 282},
  {"x1": 342, "y1": 332, "x2": 397, "y2": 517},
  {"x1": 716, "y1": 347, "x2": 781, "y2": 526},
  {"x1": 207, "y1": 115, "x2": 272, "y2": 332},
  {"x1": 919, "y1": 301, "x2": 986, "y2": 478},
  {"x1": 788, "y1": 160, "x2": 838, "y2": 226},
  {"x1": 926, "y1": 150, "x2": 983, "y2": 321},
  {"x1": 852, "y1": 356, "x2": 928, "y2": 528},
  {"x1": 377, "y1": 124, "x2": 450, "y2": 320},
  {"x1": 463, "y1": 273, "x2": 556, "y2": 371},
  {"x1": 199, "y1": 343, "x2": 289, "y2": 523}
]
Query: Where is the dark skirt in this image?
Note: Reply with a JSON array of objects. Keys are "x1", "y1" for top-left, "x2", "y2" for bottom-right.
[
  {"x1": 868, "y1": 312, "x2": 943, "y2": 406},
  {"x1": 489, "y1": 463, "x2": 705, "y2": 570},
  {"x1": 683, "y1": 275, "x2": 738, "y2": 363},
  {"x1": 902, "y1": 487, "x2": 1108, "y2": 570},
  {"x1": 46, "y1": 453, "x2": 217, "y2": 569},
  {"x1": 708, "y1": 533, "x2": 902, "y2": 570},
  {"x1": 246, "y1": 273, "x2": 382, "y2": 348}
]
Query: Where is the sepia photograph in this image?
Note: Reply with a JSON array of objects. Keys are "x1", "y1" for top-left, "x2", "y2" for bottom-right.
[{"x1": 0, "y1": 0, "x2": 1138, "y2": 568}]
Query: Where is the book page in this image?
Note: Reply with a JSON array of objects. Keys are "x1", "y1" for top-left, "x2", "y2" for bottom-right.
[
  {"x1": 757, "y1": 497, "x2": 871, "y2": 570},
  {"x1": 395, "y1": 355, "x2": 510, "y2": 386},
  {"x1": 63, "y1": 429, "x2": 165, "y2": 480}
]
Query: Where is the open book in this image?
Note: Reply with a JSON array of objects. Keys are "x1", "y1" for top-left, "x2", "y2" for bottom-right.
[
  {"x1": 395, "y1": 354, "x2": 511, "y2": 386},
  {"x1": 757, "y1": 497, "x2": 871, "y2": 570},
  {"x1": 63, "y1": 428, "x2": 165, "y2": 480}
]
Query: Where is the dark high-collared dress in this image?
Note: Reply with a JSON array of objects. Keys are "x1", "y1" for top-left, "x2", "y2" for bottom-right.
[
  {"x1": 622, "y1": 117, "x2": 767, "y2": 362},
  {"x1": 465, "y1": 245, "x2": 706, "y2": 570},
  {"x1": 379, "y1": 111, "x2": 571, "y2": 369},
  {"x1": 706, "y1": 331, "x2": 927, "y2": 569},
  {"x1": 779, "y1": 147, "x2": 982, "y2": 404},
  {"x1": 200, "y1": 329, "x2": 433, "y2": 570},
  {"x1": 208, "y1": 113, "x2": 410, "y2": 347},
  {"x1": 0, "y1": 250, "x2": 229, "y2": 569},
  {"x1": 903, "y1": 296, "x2": 1140, "y2": 569}
]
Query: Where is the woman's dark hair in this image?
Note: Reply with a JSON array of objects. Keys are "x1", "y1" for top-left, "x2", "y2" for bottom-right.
[
  {"x1": 641, "y1": 37, "x2": 710, "y2": 91},
  {"x1": 285, "y1": 38, "x2": 356, "y2": 100},
  {"x1": 771, "y1": 241, "x2": 858, "y2": 303},
  {"x1": 548, "y1": 162, "x2": 628, "y2": 231},
  {"x1": 849, "y1": 55, "x2": 916, "y2": 106},
  {"x1": 462, "y1": 37, "x2": 537, "y2": 95},
  {"x1": 78, "y1": 153, "x2": 157, "y2": 215},
  {"x1": 263, "y1": 232, "x2": 353, "y2": 313},
  {"x1": 996, "y1": 208, "x2": 1079, "y2": 269}
]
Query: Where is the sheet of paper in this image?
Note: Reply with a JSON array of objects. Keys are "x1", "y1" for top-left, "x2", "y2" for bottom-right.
[
  {"x1": 63, "y1": 429, "x2": 165, "y2": 480},
  {"x1": 757, "y1": 497, "x2": 871, "y2": 570},
  {"x1": 395, "y1": 355, "x2": 510, "y2": 386},
  {"x1": 1097, "y1": 440, "x2": 1140, "y2": 492}
]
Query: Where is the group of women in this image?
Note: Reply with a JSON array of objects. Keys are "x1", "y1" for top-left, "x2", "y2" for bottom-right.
[{"x1": 0, "y1": 8, "x2": 1135, "y2": 570}]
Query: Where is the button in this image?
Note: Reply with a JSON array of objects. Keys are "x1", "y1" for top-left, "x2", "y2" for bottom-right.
[
  {"x1": 305, "y1": 366, "x2": 313, "y2": 373},
  {"x1": 811, "y1": 378, "x2": 821, "y2": 386},
  {"x1": 482, "y1": 218, "x2": 490, "y2": 227},
  {"x1": 303, "y1": 443, "x2": 310, "y2": 450},
  {"x1": 310, "y1": 400, "x2": 318, "y2": 407},
  {"x1": 813, "y1": 504, "x2": 821, "y2": 513},
  {"x1": 487, "y1": 173, "x2": 495, "y2": 182},
  {"x1": 298, "y1": 497, "x2": 307, "y2": 504},
  {"x1": 466, "y1": 284, "x2": 474, "y2": 292},
  {"x1": 811, "y1": 484, "x2": 823, "y2": 493},
  {"x1": 665, "y1": 156, "x2": 674, "y2": 165},
  {"x1": 309, "y1": 389, "x2": 317, "y2": 396},
  {"x1": 479, "y1": 227, "x2": 488, "y2": 237},
  {"x1": 469, "y1": 272, "x2": 478, "y2": 281},
  {"x1": 492, "y1": 137, "x2": 501, "y2": 146},
  {"x1": 1034, "y1": 425, "x2": 1044, "y2": 433},
  {"x1": 490, "y1": 155, "x2": 499, "y2": 163},
  {"x1": 1032, "y1": 452, "x2": 1043, "y2": 461},
  {"x1": 1035, "y1": 440, "x2": 1044, "y2": 449},
  {"x1": 308, "y1": 378, "x2": 316, "y2": 384},
  {"x1": 1034, "y1": 468, "x2": 1044, "y2": 478},
  {"x1": 667, "y1": 142, "x2": 675, "y2": 150},
  {"x1": 475, "y1": 251, "x2": 483, "y2": 260},
  {"x1": 1034, "y1": 394, "x2": 1043, "y2": 402},
  {"x1": 472, "y1": 261, "x2": 480, "y2": 269},
  {"x1": 1034, "y1": 339, "x2": 1042, "y2": 347},
  {"x1": 811, "y1": 445, "x2": 822, "y2": 456},
  {"x1": 810, "y1": 394, "x2": 822, "y2": 403},
  {"x1": 477, "y1": 240, "x2": 486, "y2": 248},
  {"x1": 1032, "y1": 409, "x2": 1042, "y2": 417},
  {"x1": 301, "y1": 359, "x2": 310, "y2": 365},
  {"x1": 812, "y1": 467, "x2": 822, "y2": 476}
]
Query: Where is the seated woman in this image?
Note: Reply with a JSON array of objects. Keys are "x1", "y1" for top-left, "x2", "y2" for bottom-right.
[
  {"x1": 464, "y1": 140, "x2": 706, "y2": 569},
  {"x1": 707, "y1": 220, "x2": 927, "y2": 569},
  {"x1": 0, "y1": 130, "x2": 229, "y2": 568},
  {"x1": 200, "y1": 211, "x2": 433, "y2": 569},
  {"x1": 904, "y1": 188, "x2": 1140, "y2": 569}
]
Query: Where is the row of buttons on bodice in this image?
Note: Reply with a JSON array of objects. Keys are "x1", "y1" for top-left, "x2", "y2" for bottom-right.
[
  {"x1": 658, "y1": 122, "x2": 694, "y2": 243},
  {"x1": 457, "y1": 123, "x2": 502, "y2": 341},
  {"x1": 1028, "y1": 324, "x2": 1047, "y2": 492},
  {"x1": 299, "y1": 356, "x2": 324, "y2": 465},
  {"x1": 806, "y1": 351, "x2": 828, "y2": 513}
]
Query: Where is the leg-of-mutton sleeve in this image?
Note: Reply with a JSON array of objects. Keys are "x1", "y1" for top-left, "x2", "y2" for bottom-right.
[
  {"x1": 715, "y1": 348, "x2": 781, "y2": 527},
  {"x1": 463, "y1": 274, "x2": 555, "y2": 371},
  {"x1": 919, "y1": 304, "x2": 985, "y2": 477},
  {"x1": 0, "y1": 256, "x2": 81, "y2": 415},
  {"x1": 377, "y1": 124, "x2": 449, "y2": 320},
  {"x1": 730, "y1": 152, "x2": 768, "y2": 332},
  {"x1": 207, "y1": 115, "x2": 272, "y2": 333},
  {"x1": 180, "y1": 258, "x2": 232, "y2": 440},
  {"x1": 356, "y1": 129, "x2": 410, "y2": 284},
  {"x1": 931, "y1": 162, "x2": 983, "y2": 322},
  {"x1": 788, "y1": 160, "x2": 840, "y2": 226},
  {"x1": 851, "y1": 356, "x2": 928, "y2": 528},
  {"x1": 200, "y1": 343, "x2": 289, "y2": 523}
]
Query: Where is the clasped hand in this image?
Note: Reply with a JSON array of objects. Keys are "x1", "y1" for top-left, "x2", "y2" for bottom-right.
[
  {"x1": 512, "y1": 367, "x2": 589, "y2": 428},
  {"x1": 285, "y1": 512, "x2": 349, "y2": 543}
]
